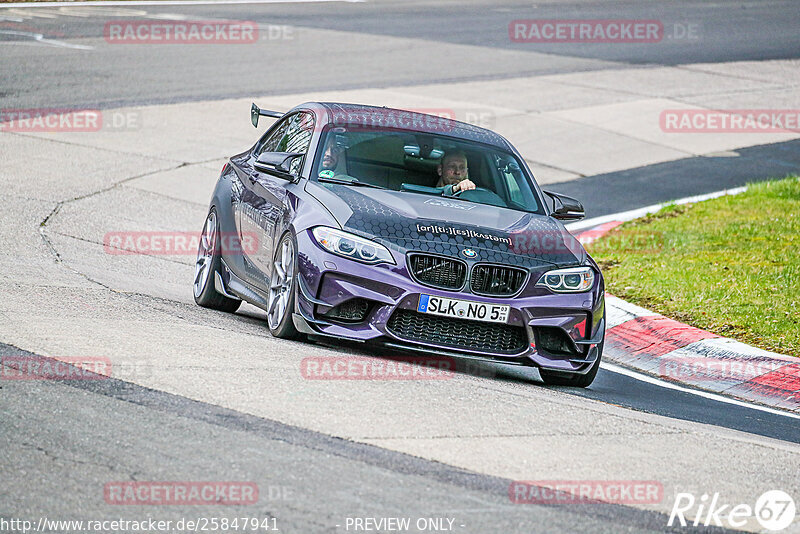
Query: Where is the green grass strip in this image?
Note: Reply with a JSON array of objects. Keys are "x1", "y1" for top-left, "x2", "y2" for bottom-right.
[{"x1": 589, "y1": 175, "x2": 800, "y2": 357}]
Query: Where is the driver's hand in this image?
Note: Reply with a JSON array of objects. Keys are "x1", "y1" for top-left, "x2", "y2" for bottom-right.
[{"x1": 454, "y1": 179, "x2": 476, "y2": 193}]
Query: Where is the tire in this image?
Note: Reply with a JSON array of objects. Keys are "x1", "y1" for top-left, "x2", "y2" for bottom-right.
[
  {"x1": 267, "y1": 232, "x2": 300, "y2": 339},
  {"x1": 540, "y1": 340, "x2": 603, "y2": 388},
  {"x1": 193, "y1": 208, "x2": 241, "y2": 313}
]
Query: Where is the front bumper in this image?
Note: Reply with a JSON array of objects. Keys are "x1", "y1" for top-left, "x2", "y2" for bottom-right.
[{"x1": 292, "y1": 230, "x2": 605, "y2": 374}]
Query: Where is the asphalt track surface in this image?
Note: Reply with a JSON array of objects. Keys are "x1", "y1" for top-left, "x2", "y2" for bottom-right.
[
  {"x1": 2, "y1": 0, "x2": 800, "y2": 214},
  {"x1": 2, "y1": 1, "x2": 800, "y2": 533},
  {"x1": 1, "y1": 343, "x2": 739, "y2": 534},
  {"x1": 3, "y1": 0, "x2": 800, "y2": 109}
]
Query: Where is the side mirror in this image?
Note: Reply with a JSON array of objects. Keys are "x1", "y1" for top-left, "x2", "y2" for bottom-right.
[
  {"x1": 544, "y1": 190, "x2": 585, "y2": 221},
  {"x1": 254, "y1": 151, "x2": 304, "y2": 179}
]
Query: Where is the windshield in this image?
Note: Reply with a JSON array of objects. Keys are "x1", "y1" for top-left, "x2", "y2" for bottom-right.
[{"x1": 311, "y1": 125, "x2": 544, "y2": 214}]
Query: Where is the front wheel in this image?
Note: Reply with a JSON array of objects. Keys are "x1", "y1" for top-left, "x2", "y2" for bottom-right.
[
  {"x1": 539, "y1": 341, "x2": 603, "y2": 388},
  {"x1": 267, "y1": 232, "x2": 300, "y2": 339}
]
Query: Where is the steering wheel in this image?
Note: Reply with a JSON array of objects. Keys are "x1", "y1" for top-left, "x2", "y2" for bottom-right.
[
  {"x1": 452, "y1": 186, "x2": 491, "y2": 196},
  {"x1": 453, "y1": 187, "x2": 508, "y2": 208}
]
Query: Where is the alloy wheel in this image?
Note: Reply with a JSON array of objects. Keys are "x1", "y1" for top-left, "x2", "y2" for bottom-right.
[
  {"x1": 193, "y1": 211, "x2": 217, "y2": 298},
  {"x1": 268, "y1": 237, "x2": 295, "y2": 330}
]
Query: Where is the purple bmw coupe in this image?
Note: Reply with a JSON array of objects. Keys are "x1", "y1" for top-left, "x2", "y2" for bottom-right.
[{"x1": 193, "y1": 102, "x2": 605, "y2": 387}]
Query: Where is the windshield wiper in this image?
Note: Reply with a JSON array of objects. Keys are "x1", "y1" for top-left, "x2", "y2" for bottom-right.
[{"x1": 318, "y1": 176, "x2": 387, "y2": 189}]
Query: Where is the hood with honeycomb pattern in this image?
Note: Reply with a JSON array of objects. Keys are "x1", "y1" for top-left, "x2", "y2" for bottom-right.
[{"x1": 319, "y1": 184, "x2": 586, "y2": 269}]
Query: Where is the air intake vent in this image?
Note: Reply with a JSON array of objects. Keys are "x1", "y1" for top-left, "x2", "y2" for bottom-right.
[
  {"x1": 320, "y1": 298, "x2": 370, "y2": 322},
  {"x1": 408, "y1": 254, "x2": 467, "y2": 290},
  {"x1": 470, "y1": 264, "x2": 528, "y2": 296},
  {"x1": 534, "y1": 327, "x2": 581, "y2": 356},
  {"x1": 387, "y1": 309, "x2": 528, "y2": 354}
]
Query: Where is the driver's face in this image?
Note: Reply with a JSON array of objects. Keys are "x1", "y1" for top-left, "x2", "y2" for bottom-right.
[
  {"x1": 322, "y1": 141, "x2": 340, "y2": 170},
  {"x1": 439, "y1": 155, "x2": 468, "y2": 185}
]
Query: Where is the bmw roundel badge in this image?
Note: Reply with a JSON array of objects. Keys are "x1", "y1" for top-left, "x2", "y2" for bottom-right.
[{"x1": 461, "y1": 248, "x2": 477, "y2": 259}]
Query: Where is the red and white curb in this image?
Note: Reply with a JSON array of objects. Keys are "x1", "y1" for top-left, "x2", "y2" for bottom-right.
[
  {"x1": 566, "y1": 187, "x2": 800, "y2": 414},
  {"x1": 601, "y1": 296, "x2": 800, "y2": 413}
]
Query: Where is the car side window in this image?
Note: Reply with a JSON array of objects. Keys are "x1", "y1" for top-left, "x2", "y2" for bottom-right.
[
  {"x1": 256, "y1": 112, "x2": 315, "y2": 174},
  {"x1": 258, "y1": 119, "x2": 290, "y2": 154},
  {"x1": 504, "y1": 170, "x2": 524, "y2": 204}
]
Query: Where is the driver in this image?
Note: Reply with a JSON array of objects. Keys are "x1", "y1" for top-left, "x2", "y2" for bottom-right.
[
  {"x1": 436, "y1": 150, "x2": 476, "y2": 195},
  {"x1": 321, "y1": 136, "x2": 343, "y2": 172}
]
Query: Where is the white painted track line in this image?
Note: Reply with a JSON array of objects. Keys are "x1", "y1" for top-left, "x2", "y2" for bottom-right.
[
  {"x1": 601, "y1": 362, "x2": 800, "y2": 420},
  {"x1": 0, "y1": 29, "x2": 94, "y2": 48},
  {"x1": 566, "y1": 186, "x2": 748, "y2": 232}
]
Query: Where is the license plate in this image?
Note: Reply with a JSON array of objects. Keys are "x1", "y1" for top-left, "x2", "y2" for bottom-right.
[{"x1": 417, "y1": 294, "x2": 510, "y2": 324}]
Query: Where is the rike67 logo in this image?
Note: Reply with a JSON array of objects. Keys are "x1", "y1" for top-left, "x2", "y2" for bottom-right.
[{"x1": 669, "y1": 490, "x2": 796, "y2": 531}]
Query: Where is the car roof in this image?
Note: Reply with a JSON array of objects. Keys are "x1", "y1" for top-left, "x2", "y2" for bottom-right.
[{"x1": 293, "y1": 102, "x2": 513, "y2": 150}]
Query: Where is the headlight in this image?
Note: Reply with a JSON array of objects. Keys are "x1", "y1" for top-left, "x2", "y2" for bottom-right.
[
  {"x1": 536, "y1": 266, "x2": 594, "y2": 292},
  {"x1": 311, "y1": 227, "x2": 395, "y2": 265}
]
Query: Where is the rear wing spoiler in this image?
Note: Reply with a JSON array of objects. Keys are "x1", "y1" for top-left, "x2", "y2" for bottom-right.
[{"x1": 250, "y1": 103, "x2": 283, "y2": 128}]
